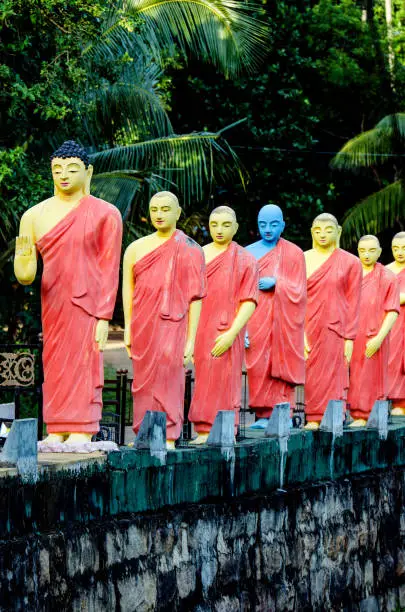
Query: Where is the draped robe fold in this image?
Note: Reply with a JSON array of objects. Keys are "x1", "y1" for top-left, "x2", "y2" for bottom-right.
[
  {"x1": 388, "y1": 268, "x2": 405, "y2": 406},
  {"x1": 245, "y1": 238, "x2": 306, "y2": 416},
  {"x1": 36, "y1": 196, "x2": 123, "y2": 433},
  {"x1": 305, "y1": 248, "x2": 362, "y2": 421},
  {"x1": 348, "y1": 263, "x2": 399, "y2": 419},
  {"x1": 130, "y1": 230, "x2": 206, "y2": 440},
  {"x1": 188, "y1": 242, "x2": 258, "y2": 432}
]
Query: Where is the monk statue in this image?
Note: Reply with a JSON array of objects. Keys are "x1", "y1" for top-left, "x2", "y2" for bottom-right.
[
  {"x1": 387, "y1": 232, "x2": 405, "y2": 416},
  {"x1": 14, "y1": 140, "x2": 123, "y2": 444},
  {"x1": 245, "y1": 204, "x2": 306, "y2": 429},
  {"x1": 304, "y1": 213, "x2": 362, "y2": 430},
  {"x1": 123, "y1": 191, "x2": 206, "y2": 450},
  {"x1": 188, "y1": 206, "x2": 258, "y2": 444},
  {"x1": 347, "y1": 236, "x2": 399, "y2": 426}
]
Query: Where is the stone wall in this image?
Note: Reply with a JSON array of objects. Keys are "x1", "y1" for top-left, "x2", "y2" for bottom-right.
[{"x1": 2, "y1": 468, "x2": 405, "y2": 611}]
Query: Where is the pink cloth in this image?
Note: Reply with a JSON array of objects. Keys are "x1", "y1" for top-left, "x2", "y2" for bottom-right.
[
  {"x1": 246, "y1": 238, "x2": 306, "y2": 417},
  {"x1": 388, "y1": 268, "x2": 405, "y2": 405},
  {"x1": 305, "y1": 248, "x2": 362, "y2": 421},
  {"x1": 36, "y1": 196, "x2": 122, "y2": 433},
  {"x1": 348, "y1": 264, "x2": 399, "y2": 419},
  {"x1": 189, "y1": 242, "x2": 258, "y2": 432},
  {"x1": 130, "y1": 230, "x2": 206, "y2": 440}
]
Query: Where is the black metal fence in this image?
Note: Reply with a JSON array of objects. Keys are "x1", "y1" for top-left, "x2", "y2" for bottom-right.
[
  {"x1": 0, "y1": 338, "x2": 43, "y2": 439},
  {"x1": 103, "y1": 369, "x2": 306, "y2": 446},
  {"x1": 0, "y1": 344, "x2": 306, "y2": 445}
]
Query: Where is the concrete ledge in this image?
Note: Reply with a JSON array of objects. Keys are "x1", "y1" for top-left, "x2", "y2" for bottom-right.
[{"x1": 1, "y1": 425, "x2": 405, "y2": 537}]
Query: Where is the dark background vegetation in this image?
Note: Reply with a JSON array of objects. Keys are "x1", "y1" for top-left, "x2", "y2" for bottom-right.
[{"x1": 1, "y1": 0, "x2": 404, "y2": 342}]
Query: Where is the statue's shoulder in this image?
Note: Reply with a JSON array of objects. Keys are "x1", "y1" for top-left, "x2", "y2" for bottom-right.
[
  {"x1": 236, "y1": 243, "x2": 256, "y2": 264},
  {"x1": 178, "y1": 232, "x2": 202, "y2": 252},
  {"x1": 303, "y1": 248, "x2": 315, "y2": 260},
  {"x1": 124, "y1": 234, "x2": 150, "y2": 259},
  {"x1": 22, "y1": 197, "x2": 54, "y2": 221},
  {"x1": 245, "y1": 239, "x2": 261, "y2": 252},
  {"x1": 339, "y1": 248, "x2": 361, "y2": 267},
  {"x1": 90, "y1": 196, "x2": 122, "y2": 221},
  {"x1": 281, "y1": 237, "x2": 304, "y2": 256}
]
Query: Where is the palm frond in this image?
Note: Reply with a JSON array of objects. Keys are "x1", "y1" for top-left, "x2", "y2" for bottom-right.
[
  {"x1": 81, "y1": 70, "x2": 172, "y2": 146},
  {"x1": 341, "y1": 180, "x2": 405, "y2": 248},
  {"x1": 91, "y1": 170, "x2": 171, "y2": 218},
  {"x1": 331, "y1": 127, "x2": 394, "y2": 170},
  {"x1": 90, "y1": 129, "x2": 247, "y2": 207},
  {"x1": 85, "y1": 0, "x2": 269, "y2": 77},
  {"x1": 91, "y1": 171, "x2": 144, "y2": 218},
  {"x1": 376, "y1": 113, "x2": 405, "y2": 141}
]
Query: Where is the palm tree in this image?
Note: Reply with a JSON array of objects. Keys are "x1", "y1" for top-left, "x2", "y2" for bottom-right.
[
  {"x1": 80, "y1": 0, "x2": 268, "y2": 222},
  {"x1": 331, "y1": 113, "x2": 405, "y2": 247}
]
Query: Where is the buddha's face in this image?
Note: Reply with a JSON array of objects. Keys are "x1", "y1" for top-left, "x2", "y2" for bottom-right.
[
  {"x1": 358, "y1": 238, "x2": 381, "y2": 268},
  {"x1": 258, "y1": 205, "x2": 285, "y2": 244},
  {"x1": 311, "y1": 220, "x2": 339, "y2": 249},
  {"x1": 51, "y1": 157, "x2": 88, "y2": 194},
  {"x1": 149, "y1": 196, "x2": 181, "y2": 232},
  {"x1": 392, "y1": 238, "x2": 405, "y2": 264},
  {"x1": 209, "y1": 212, "x2": 238, "y2": 246}
]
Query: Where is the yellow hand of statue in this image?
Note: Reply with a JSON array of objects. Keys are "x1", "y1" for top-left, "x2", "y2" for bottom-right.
[
  {"x1": 183, "y1": 339, "x2": 194, "y2": 367},
  {"x1": 304, "y1": 334, "x2": 311, "y2": 360},
  {"x1": 365, "y1": 336, "x2": 382, "y2": 359},
  {"x1": 344, "y1": 339, "x2": 354, "y2": 365},
  {"x1": 15, "y1": 235, "x2": 36, "y2": 258},
  {"x1": 14, "y1": 235, "x2": 37, "y2": 285},
  {"x1": 95, "y1": 319, "x2": 109, "y2": 351},
  {"x1": 211, "y1": 330, "x2": 236, "y2": 358},
  {"x1": 124, "y1": 327, "x2": 131, "y2": 358}
]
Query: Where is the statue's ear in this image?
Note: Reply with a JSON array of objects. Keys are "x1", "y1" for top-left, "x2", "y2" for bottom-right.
[
  {"x1": 85, "y1": 165, "x2": 94, "y2": 196},
  {"x1": 176, "y1": 206, "x2": 182, "y2": 221},
  {"x1": 337, "y1": 225, "x2": 342, "y2": 248}
]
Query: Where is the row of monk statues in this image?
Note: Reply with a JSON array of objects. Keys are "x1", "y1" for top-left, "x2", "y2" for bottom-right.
[{"x1": 13, "y1": 141, "x2": 405, "y2": 449}]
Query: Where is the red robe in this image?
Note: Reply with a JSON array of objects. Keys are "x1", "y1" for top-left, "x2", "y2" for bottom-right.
[
  {"x1": 131, "y1": 230, "x2": 206, "y2": 440},
  {"x1": 36, "y1": 196, "x2": 122, "y2": 433},
  {"x1": 305, "y1": 248, "x2": 362, "y2": 421},
  {"x1": 245, "y1": 238, "x2": 306, "y2": 417},
  {"x1": 188, "y1": 242, "x2": 258, "y2": 433},
  {"x1": 348, "y1": 264, "x2": 399, "y2": 419},
  {"x1": 388, "y1": 268, "x2": 405, "y2": 405}
]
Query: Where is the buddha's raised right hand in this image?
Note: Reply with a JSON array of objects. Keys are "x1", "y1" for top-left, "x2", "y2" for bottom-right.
[
  {"x1": 14, "y1": 236, "x2": 37, "y2": 284},
  {"x1": 15, "y1": 235, "x2": 36, "y2": 258}
]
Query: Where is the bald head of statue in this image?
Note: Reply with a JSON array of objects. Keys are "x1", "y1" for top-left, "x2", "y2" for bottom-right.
[{"x1": 257, "y1": 204, "x2": 285, "y2": 246}]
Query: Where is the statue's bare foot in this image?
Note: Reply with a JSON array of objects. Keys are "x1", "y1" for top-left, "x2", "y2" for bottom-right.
[
  {"x1": 189, "y1": 433, "x2": 209, "y2": 445},
  {"x1": 250, "y1": 418, "x2": 269, "y2": 430},
  {"x1": 166, "y1": 439, "x2": 176, "y2": 450},
  {"x1": 348, "y1": 418, "x2": 367, "y2": 428},
  {"x1": 42, "y1": 433, "x2": 68, "y2": 444},
  {"x1": 64, "y1": 433, "x2": 93, "y2": 445},
  {"x1": 304, "y1": 421, "x2": 320, "y2": 431},
  {"x1": 391, "y1": 407, "x2": 405, "y2": 416}
]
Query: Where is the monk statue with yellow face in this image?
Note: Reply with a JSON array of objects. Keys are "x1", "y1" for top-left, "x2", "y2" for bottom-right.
[
  {"x1": 122, "y1": 191, "x2": 206, "y2": 450},
  {"x1": 304, "y1": 213, "x2": 362, "y2": 429}
]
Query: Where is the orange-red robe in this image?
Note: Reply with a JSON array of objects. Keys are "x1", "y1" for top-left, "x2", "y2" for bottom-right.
[
  {"x1": 130, "y1": 230, "x2": 206, "y2": 440},
  {"x1": 387, "y1": 268, "x2": 405, "y2": 406},
  {"x1": 348, "y1": 264, "x2": 399, "y2": 419},
  {"x1": 188, "y1": 242, "x2": 258, "y2": 433},
  {"x1": 36, "y1": 196, "x2": 122, "y2": 434},
  {"x1": 245, "y1": 238, "x2": 306, "y2": 417},
  {"x1": 305, "y1": 248, "x2": 362, "y2": 422}
]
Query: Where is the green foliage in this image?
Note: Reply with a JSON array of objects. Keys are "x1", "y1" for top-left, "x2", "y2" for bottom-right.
[
  {"x1": 0, "y1": 0, "x2": 267, "y2": 339},
  {"x1": 332, "y1": 113, "x2": 405, "y2": 247}
]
